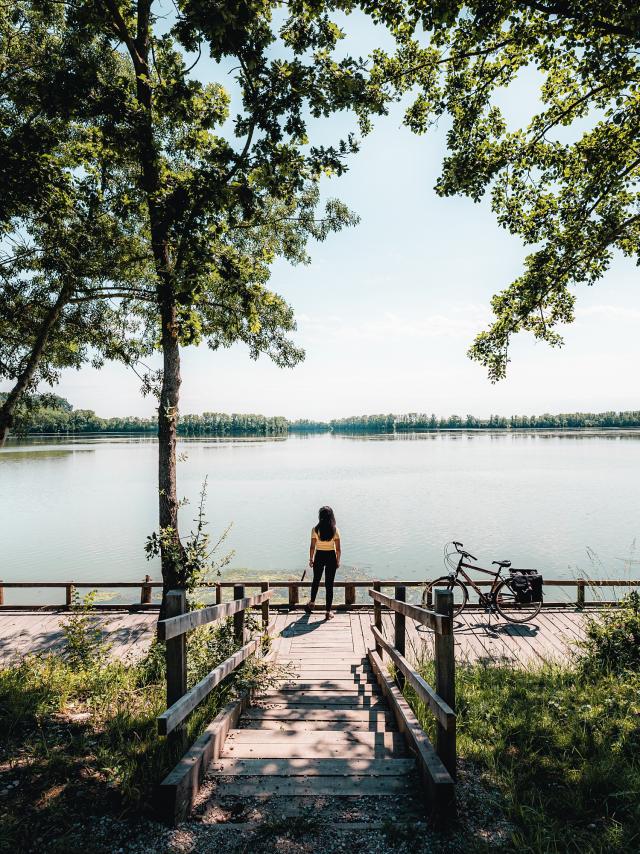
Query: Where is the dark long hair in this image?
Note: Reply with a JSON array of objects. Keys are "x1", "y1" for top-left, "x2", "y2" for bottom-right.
[{"x1": 315, "y1": 506, "x2": 336, "y2": 541}]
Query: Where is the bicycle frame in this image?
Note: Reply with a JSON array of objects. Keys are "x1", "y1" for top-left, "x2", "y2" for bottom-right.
[{"x1": 452, "y1": 556, "x2": 505, "y2": 605}]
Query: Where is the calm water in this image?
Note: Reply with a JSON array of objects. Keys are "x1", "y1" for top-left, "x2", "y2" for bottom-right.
[{"x1": 1, "y1": 431, "x2": 639, "y2": 605}]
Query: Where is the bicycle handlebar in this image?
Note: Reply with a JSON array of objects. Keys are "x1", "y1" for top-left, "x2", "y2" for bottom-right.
[{"x1": 452, "y1": 541, "x2": 477, "y2": 561}]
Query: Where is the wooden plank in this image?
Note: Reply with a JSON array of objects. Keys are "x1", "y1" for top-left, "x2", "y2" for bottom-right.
[
  {"x1": 434, "y1": 590, "x2": 456, "y2": 778},
  {"x1": 157, "y1": 695, "x2": 246, "y2": 825},
  {"x1": 394, "y1": 585, "x2": 407, "y2": 691},
  {"x1": 212, "y1": 775, "x2": 413, "y2": 797},
  {"x1": 239, "y1": 718, "x2": 397, "y2": 732},
  {"x1": 274, "y1": 682, "x2": 379, "y2": 693},
  {"x1": 158, "y1": 637, "x2": 259, "y2": 735},
  {"x1": 233, "y1": 584, "x2": 246, "y2": 644},
  {"x1": 369, "y1": 649, "x2": 455, "y2": 826},
  {"x1": 210, "y1": 758, "x2": 415, "y2": 776},
  {"x1": 253, "y1": 694, "x2": 387, "y2": 708},
  {"x1": 157, "y1": 590, "x2": 272, "y2": 640},
  {"x1": 355, "y1": 612, "x2": 370, "y2": 655},
  {"x1": 371, "y1": 626, "x2": 454, "y2": 731},
  {"x1": 226, "y1": 730, "x2": 404, "y2": 748},
  {"x1": 165, "y1": 590, "x2": 187, "y2": 743},
  {"x1": 282, "y1": 669, "x2": 373, "y2": 678},
  {"x1": 222, "y1": 736, "x2": 405, "y2": 760},
  {"x1": 243, "y1": 707, "x2": 395, "y2": 723},
  {"x1": 369, "y1": 589, "x2": 449, "y2": 634}
]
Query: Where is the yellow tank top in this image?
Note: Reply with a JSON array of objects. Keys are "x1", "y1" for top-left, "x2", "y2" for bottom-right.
[{"x1": 311, "y1": 526, "x2": 341, "y2": 552}]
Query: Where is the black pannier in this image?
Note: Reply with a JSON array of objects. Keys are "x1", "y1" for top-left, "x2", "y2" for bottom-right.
[{"x1": 510, "y1": 569, "x2": 543, "y2": 603}]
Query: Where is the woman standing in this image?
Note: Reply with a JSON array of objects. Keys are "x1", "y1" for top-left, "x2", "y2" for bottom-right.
[{"x1": 305, "y1": 506, "x2": 341, "y2": 619}]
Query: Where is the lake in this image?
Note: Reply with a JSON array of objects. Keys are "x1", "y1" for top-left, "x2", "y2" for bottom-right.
[{"x1": 1, "y1": 431, "x2": 639, "y2": 606}]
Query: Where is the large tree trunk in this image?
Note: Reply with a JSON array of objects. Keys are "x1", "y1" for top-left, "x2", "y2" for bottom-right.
[
  {"x1": 0, "y1": 282, "x2": 73, "y2": 446},
  {"x1": 116, "y1": 1, "x2": 186, "y2": 617},
  {"x1": 158, "y1": 291, "x2": 186, "y2": 616}
]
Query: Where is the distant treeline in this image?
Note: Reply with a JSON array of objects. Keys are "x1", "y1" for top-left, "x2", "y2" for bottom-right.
[
  {"x1": 2, "y1": 394, "x2": 288, "y2": 436},
  {"x1": 4, "y1": 394, "x2": 640, "y2": 436},
  {"x1": 327, "y1": 412, "x2": 640, "y2": 431}
]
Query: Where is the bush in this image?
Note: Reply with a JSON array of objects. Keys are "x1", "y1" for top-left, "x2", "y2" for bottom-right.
[{"x1": 579, "y1": 592, "x2": 640, "y2": 675}]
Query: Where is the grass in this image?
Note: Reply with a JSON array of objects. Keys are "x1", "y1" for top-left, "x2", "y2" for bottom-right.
[
  {"x1": 0, "y1": 607, "x2": 281, "y2": 854},
  {"x1": 407, "y1": 603, "x2": 640, "y2": 853}
]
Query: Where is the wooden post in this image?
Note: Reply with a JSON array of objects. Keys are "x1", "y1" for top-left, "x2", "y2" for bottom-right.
[
  {"x1": 434, "y1": 588, "x2": 456, "y2": 779},
  {"x1": 141, "y1": 574, "x2": 152, "y2": 605},
  {"x1": 215, "y1": 583, "x2": 222, "y2": 605},
  {"x1": 394, "y1": 585, "x2": 406, "y2": 692},
  {"x1": 288, "y1": 583, "x2": 299, "y2": 609},
  {"x1": 66, "y1": 583, "x2": 75, "y2": 608},
  {"x1": 233, "y1": 584, "x2": 245, "y2": 645},
  {"x1": 0, "y1": 580, "x2": 4, "y2": 606},
  {"x1": 165, "y1": 590, "x2": 187, "y2": 754},
  {"x1": 373, "y1": 580, "x2": 382, "y2": 656},
  {"x1": 345, "y1": 583, "x2": 356, "y2": 609},
  {"x1": 261, "y1": 582, "x2": 270, "y2": 631},
  {"x1": 577, "y1": 578, "x2": 585, "y2": 609}
]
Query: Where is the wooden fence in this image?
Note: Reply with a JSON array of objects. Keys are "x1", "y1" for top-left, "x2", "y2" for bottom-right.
[
  {"x1": 156, "y1": 583, "x2": 274, "y2": 821},
  {"x1": 368, "y1": 584, "x2": 456, "y2": 822},
  {"x1": 156, "y1": 584, "x2": 273, "y2": 737},
  {"x1": 1, "y1": 577, "x2": 639, "y2": 610}
]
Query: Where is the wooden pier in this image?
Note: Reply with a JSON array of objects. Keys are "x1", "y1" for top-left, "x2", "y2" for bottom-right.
[{"x1": 0, "y1": 603, "x2": 592, "y2": 669}]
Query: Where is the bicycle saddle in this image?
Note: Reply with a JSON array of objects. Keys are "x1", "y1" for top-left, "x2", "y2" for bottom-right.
[{"x1": 492, "y1": 559, "x2": 512, "y2": 568}]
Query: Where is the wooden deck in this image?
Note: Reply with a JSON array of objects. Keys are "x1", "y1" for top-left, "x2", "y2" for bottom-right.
[
  {"x1": 0, "y1": 606, "x2": 589, "y2": 669},
  {"x1": 0, "y1": 610, "x2": 158, "y2": 666}
]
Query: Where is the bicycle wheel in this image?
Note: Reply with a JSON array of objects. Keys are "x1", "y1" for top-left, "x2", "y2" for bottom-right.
[
  {"x1": 421, "y1": 576, "x2": 468, "y2": 617},
  {"x1": 494, "y1": 578, "x2": 542, "y2": 623}
]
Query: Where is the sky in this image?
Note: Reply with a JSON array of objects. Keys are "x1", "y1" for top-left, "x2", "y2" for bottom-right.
[{"x1": 7, "y1": 12, "x2": 640, "y2": 421}]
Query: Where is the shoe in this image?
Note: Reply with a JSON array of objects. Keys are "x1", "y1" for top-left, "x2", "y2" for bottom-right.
[
  {"x1": 304, "y1": 602, "x2": 314, "y2": 614},
  {"x1": 325, "y1": 611, "x2": 335, "y2": 620}
]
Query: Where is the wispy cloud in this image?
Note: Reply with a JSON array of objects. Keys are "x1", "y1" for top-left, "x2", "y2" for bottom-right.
[{"x1": 295, "y1": 304, "x2": 491, "y2": 341}]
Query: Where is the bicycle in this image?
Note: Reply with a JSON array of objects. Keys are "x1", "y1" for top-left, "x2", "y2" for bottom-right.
[{"x1": 421, "y1": 541, "x2": 543, "y2": 624}]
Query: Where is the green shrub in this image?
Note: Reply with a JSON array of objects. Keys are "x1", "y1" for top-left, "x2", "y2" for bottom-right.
[
  {"x1": 60, "y1": 589, "x2": 111, "y2": 668},
  {"x1": 579, "y1": 592, "x2": 640, "y2": 675}
]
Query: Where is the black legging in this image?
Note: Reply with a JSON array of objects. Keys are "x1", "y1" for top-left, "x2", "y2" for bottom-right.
[{"x1": 310, "y1": 550, "x2": 338, "y2": 611}]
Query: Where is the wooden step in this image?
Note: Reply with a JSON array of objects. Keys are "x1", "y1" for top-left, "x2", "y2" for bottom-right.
[
  {"x1": 253, "y1": 694, "x2": 387, "y2": 708},
  {"x1": 243, "y1": 707, "x2": 396, "y2": 725},
  {"x1": 211, "y1": 758, "x2": 415, "y2": 776},
  {"x1": 281, "y1": 664, "x2": 372, "y2": 673},
  {"x1": 239, "y1": 715, "x2": 398, "y2": 735},
  {"x1": 210, "y1": 775, "x2": 414, "y2": 797},
  {"x1": 274, "y1": 681, "x2": 380, "y2": 693},
  {"x1": 222, "y1": 730, "x2": 407, "y2": 759}
]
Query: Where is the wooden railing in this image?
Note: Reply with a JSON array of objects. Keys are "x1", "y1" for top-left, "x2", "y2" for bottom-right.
[
  {"x1": 156, "y1": 584, "x2": 273, "y2": 738},
  {"x1": 1, "y1": 577, "x2": 639, "y2": 610},
  {"x1": 368, "y1": 584, "x2": 456, "y2": 823},
  {"x1": 0, "y1": 576, "x2": 162, "y2": 609}
]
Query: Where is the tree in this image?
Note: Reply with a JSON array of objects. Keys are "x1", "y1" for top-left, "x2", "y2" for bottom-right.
[
  {"x1": 0, "y1": 202, "x2": 153, "y2": 443},
  {"x1": 6, "y1": 2, "x2": 390, "y2": 607},
  {"x1": 373, "y1": 2, "x2": 640, "y2": 379},
  {"x1": 0, "y1": 3, "x2": 155, "y2": 443}
]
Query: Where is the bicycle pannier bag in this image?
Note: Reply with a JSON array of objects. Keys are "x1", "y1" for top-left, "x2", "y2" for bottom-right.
[{"x1": 511, "y1": 571, "x2": 543, "y2": 603}]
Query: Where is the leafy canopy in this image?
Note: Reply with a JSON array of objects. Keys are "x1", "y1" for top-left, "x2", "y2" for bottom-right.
[{"x1": 372, "y1": 1, "x2": 640, "y2": 379}]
